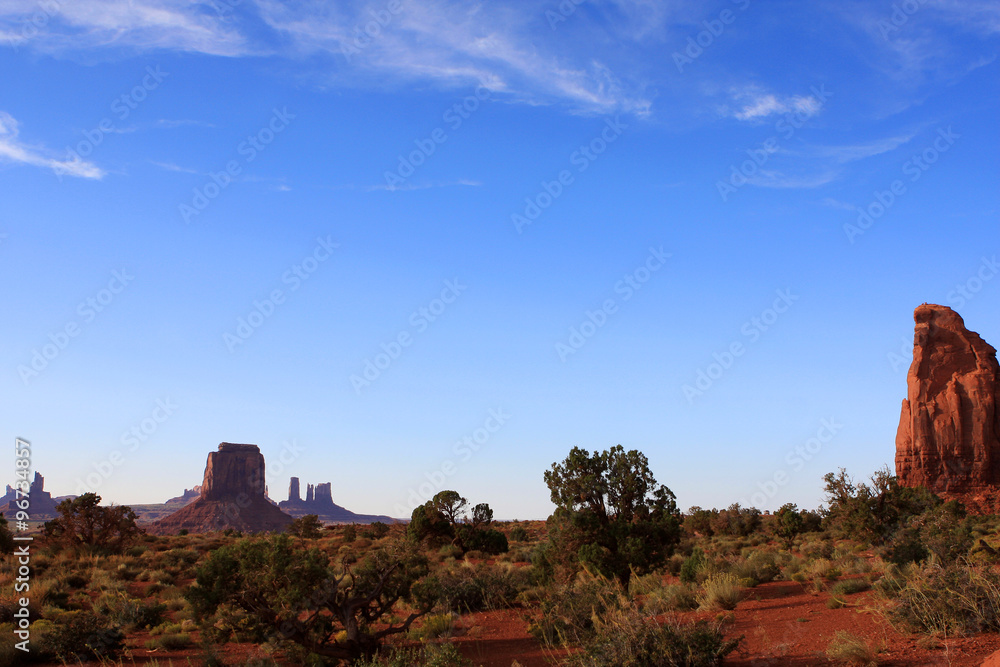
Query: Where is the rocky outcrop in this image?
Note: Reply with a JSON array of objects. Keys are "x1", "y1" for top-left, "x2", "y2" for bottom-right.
[
  {"x1": 0, "y1": 472, "x2": 61, "y2": 518},
  {"x1": 895, "y1": 304, "x2": 1000, "y2": 493},
  {"x1": 153, "y1": 443, "x2": 292, "y2": 534},
  {"x1": 279, "y1": 476, "x2": 394, "y2": 524},
  {"x1": 165, "y1": 486, "x2": 201, "y2": 506}
]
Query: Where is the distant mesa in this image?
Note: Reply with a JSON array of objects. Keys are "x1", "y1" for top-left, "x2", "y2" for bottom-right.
[
  {"x1": 165, "y1": 485, "x2": 201, "y2": 506},
  {"x1": 895, "y1": 304, "x2": 1000, "y2": 502},
  {"x1": 279, "y1": 476, "x2": 394, "y2": 524},
  {"x1": 152, "y1": 443, "x2": 293, "y2": 534},
  {"x1": 0, "y1": 472, "x2": 66, "y2": 519}
]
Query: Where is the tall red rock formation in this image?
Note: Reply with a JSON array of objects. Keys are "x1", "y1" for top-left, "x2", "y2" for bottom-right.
[
  {"x1": 895, "y1": 304, "x2": 1000, "y2": 493},
  {"x1": 153, "y1": 443, "x2": 292, "y2": 534}
]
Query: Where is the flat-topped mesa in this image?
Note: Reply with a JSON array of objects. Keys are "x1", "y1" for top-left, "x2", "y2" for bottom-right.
[
  {"x1": 895, "y1": 304, "x2": 1000, "y2": 493},
  {"x1": 201, "y1": 443, "x2": 266, "y2": 501},
  {"x1": 153, "y1": 443, "x2": 292, "y2": 534}
]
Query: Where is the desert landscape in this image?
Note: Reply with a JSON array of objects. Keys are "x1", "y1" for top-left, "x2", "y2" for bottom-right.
[
  {"x1": 3, "y1": 304, "x2": 1000, "y2": 664},
  {"x1": 3, "y1": 1, "x2": 999, "y2": 665}
]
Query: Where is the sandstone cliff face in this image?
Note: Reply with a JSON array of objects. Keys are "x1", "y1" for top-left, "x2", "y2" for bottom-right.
[
  {"x1": 153, "y1": 443, "x2": 292, "y2": 534},
  {"x1": 895, "y1": 304, "x2": 1000, "y2": 493}
]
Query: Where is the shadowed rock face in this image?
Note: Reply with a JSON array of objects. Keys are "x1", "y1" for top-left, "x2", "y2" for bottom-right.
[
  {"x1": 895, "y1": 304, "x2": 1000, "y2": 493},
  {"x1": 202, "y1": 443, "x2": 266, "y2": 501},
  {"x1": 279, "y1": 477, "x2": 394, "y2": 524},
  {"x1": 153, "y1": 443, "x2": 292, "y2": 534}
]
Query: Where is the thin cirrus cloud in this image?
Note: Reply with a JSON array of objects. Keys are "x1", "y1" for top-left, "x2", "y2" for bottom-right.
[
  {"x1": 0, "y1": 111, "x2": 104, "y2": 179},
  {"x1": 725, "y1": 87, "x2": 823, "y2": 122}
]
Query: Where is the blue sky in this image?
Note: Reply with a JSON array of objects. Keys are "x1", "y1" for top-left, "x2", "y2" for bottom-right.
[{"x1": 1, "y1": 0, "x2": 998, "y2": 520}]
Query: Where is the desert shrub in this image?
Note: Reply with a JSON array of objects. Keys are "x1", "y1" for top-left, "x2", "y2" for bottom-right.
[
  {"x1": 94, "y1": 590, "x2": 166, "y2": 630},
  {"x1": 644, "y1": 583, "x2": 699, "y2": 613},
  {"x1": 354, "y1": 643, "x2": 473, "y2": 667},
  {"x1": 543, "y1": 446, "x2": 681, "y2": 587},
  {"x1": 145, "y1": 632, "x2": 193, "y2": 650},
  {"x1": 342, "y1": 524, "x2": 357, "y2": 542},
  {"x1": 364, "y1": 522, "x2": 391, "y2": 540},
  {"x1": 426, "y1": 562, "x2": 530, "y2": 612},
  {"x1": 287, "y1": 515, "x2": 324, "y2": 539},
  {"x1": 731, "y1": 550, "x2": 780, "y2": 587},
  {"x1": 460, "y1": 526, "x2": 508, "y2": 555},
  {"x1": 412, "y1": 612, "x2": 458, "y2": 639},
  {"x1": 879, "y1": 560, "x2": 1000, "y2": 635},
  {"x1": 825, "y1": 630, "x2": 879, "y2": 666},
  {"x1": 531, "y1": 572, "x2": 621, "y2": 646},
  {"x1": 0, "y1": 514, "x2": 14, "y2": 555},
  {"x1": 628, "y1": 571, "x2": 663, "y2": 596},
  {"x1": 710, "y1": 503, "x2": 762, "y2": 538},
  {"x1": 807, "y1": 558, "x2": 841, "y2": 581},
  {"x1": 438, "y1": 544, "x2": 463, "y2": 560},
  {"x1": 679, "y1": 547, "x2": 707, "y2": 584},
  {"x1": 698, "y1": 573, "x2": 742, "y2": 611},
  {"x1": 34, "y1": 611, "x2": 125, "y2": 662},
  {"x1": 43, "y1": 493, "x2": 143, "y2": 555},
  {"x1": 567, "y1": 604, "x2": 741, "y2": 667},
  {"x1": 509, "y1": 524, "x2": 529, "y2": 542},
  {"x1": 830, "y1": 578, "x2": 871, "y2": 597},
  {"x1": 186, "y1": 533, "x2": 433, "y2": 661}
]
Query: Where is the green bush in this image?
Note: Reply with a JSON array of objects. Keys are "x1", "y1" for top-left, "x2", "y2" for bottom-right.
[
  {"x1": 509, "y1": 524, "x2": 529, "y2": 542},
  {"x1": 94, "y1": 590, "x2": 166, "y2": 630},
  {"x1": 879, "y1": 561, "x2": 1000, "y2": 635},
  {"x1": 830, "y1": 578, "x2": 871, "y2": 597},
  {"x1": 531, "y1": 573, "x2": 621, "y2": 647},
  {"x1": 825, "y1": 630, "x2": 878, "y2": 666},
  {"x1": 731, "y1": 550, "x2": 780, "y2": 587},
  {"x1": 567, "y1": 605, "x2": 741, "y2": 667},
  {"x1": 144, "y1": 632, "x2": 193, "y2": 650},
  {"x1": 698, "y1": 573, "x2": 742, "y2": 611},
  {"x1": 426, "y1": 562, "x2": 531, "y2": 612},
  {"x1": 644, "y1": 583, "x2": 699, "y2": 612},
  {"x1": 354, "y1": 642, "x2": 473, "y2": 667},
  {"x1": 679, "y1": 548, "x2": 706, "y2": 584},
  {"x1": 34, "y1": 611, "x2": 125, "y2": 662}
]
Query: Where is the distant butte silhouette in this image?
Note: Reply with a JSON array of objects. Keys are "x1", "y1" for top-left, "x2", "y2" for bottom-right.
[
  {"x1": 152, "y1": 443, "x2": 293, "y2": 534},
  {"x1": 895, "y1": 304, "x2": 1000, "y2": 498}
]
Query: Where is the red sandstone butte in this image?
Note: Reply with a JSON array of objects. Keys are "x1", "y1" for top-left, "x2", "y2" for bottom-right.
[
  {"x1": 153, "y1": 443, "x2": 292, "y2": 534},
  {"x1": 895, "y1": 304, "x2": 1000, "y2": 493}
]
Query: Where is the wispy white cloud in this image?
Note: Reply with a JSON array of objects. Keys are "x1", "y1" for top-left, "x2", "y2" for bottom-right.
[
  {"x1": 811, "y1": 134, "x2": 915, "y2": 163},
  {"x1": 747, "y1": 169, "x2": 840, "y2": 190},
  {"x1": 0, "y1": 111, "x2": 104, "y2": 179},
  {"x1": 0, "y1": 0, "x2": 250, "y2": 56},
  {"x1": 725, "y1": 87, "x2": 823, "y2": 122},
  {"x1": 150, "y1": 160, "x2": 199, "y2": 174},
  {"x1": 368, "y1": 178, "x2": 483, "y2": 192}
]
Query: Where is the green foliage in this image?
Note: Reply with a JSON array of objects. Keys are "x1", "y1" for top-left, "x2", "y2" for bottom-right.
[
  {"x1": 679, "y1": 548, "x2": 706, "y2": 584},
  {"x1": 43, "y1": 493, "x2": 143, "y2": 555},
  {"x1": 822, "y1": 467, "x2": 940, "y2": 546},
  {"x1": 698, "y1": 573, "x2": 743, "y2": 611},
  {"x1": 185, "y1": 533, "x2": 433, "y2": 661},
  {"x1": 354, "y1": 643, "x2": 473, "y2": 667},
  {"x1": 509, "y1": 523, "x2": 529, "y2": 542},
  {"x1": 568, "y1": 606, "x2": 741, "y2": 667},
  {"x1": 685, "y1": 506, "x2": 716, "y2": 537},
  {"x1": 409, "y1": 491, "x2": 506, "y2": 555},
  {"x1": 0, "y1": 514, "x2": 14, "y2": 555},
  {"x1": 774, "y1": 503, "x2": 804, "y2": 546},
  {"x1": 144, "y1": 632, "x2": 193, "y2": 650},
  {"x1": 342, "y1": 524, "x2": 357, "y2": 542},
  {"x1": 825, "y1": 630, "x2": 879, "y2": 666},
  {"x1": 287, "y1": 514, "x2": 324, "y2": 539},
  {"x1": 730, "y1": 550, "x2": 780, "y2": 587},
  {"x1": 423, "y1": 562, "x2": 531, "y2": 613},
  {"x1": 364, "y1": 521, "x2": 391, "y2": 539},
  {"x1": 878, "y1": 560, "x2": 1000, "y2": 635},
  {"x1": 34, "y1": 611, "x2": 125, "y2": 662},
  {"x1": 93, "y1": 590, "x2": 166, "y2": 630},
  {"x1": 531, "y1": 572, "x2": 621, "y2": 646},
  {"x1": 709, "y1": 503, "x2": 762, "y2": 537},
  {"x1": 544, "y1": 445, "x2": 681, "y2": 586}
]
